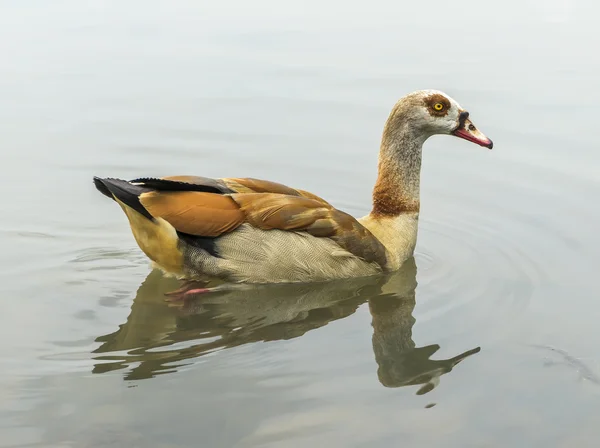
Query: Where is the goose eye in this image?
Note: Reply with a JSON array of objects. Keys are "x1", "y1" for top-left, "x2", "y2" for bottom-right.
[{"x1": 433, "y1": 103, "x2": 444, "y2": 111}]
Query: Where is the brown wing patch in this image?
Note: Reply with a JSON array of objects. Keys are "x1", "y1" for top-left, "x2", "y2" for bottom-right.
[
  {"x1": 232, "y1": 193, "x2": 388, "y2": 266},
  {"x1": 221, "y1": 178, "x2": 255, "y2": 194},
  {"x1": 139, "y1": 191, "x2": 244, "y2": 237},
  {"x1": 295, "y1": 189, "x2": 332, "y2": 206},
  {"x1": 224, "y1": 177, "x2": 332, "y2": 206},
  {"x1": 326, "y1": 209, "x2": 388, "y2": 265},
  {"x1": 224, "y1": 178, "x2": 302, "y2": 196},
  {"x1": 233, "y1": 193, "x2": 327, "y2": 231}
]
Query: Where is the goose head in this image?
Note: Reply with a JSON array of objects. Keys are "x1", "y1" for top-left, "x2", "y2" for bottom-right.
[{"x1": 387, "y1": 90, "x2": 493, "y2": 149}]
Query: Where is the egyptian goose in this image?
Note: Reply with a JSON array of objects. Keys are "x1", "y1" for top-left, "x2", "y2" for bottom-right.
[{"x1": 94, "y1": 90, "x2": 492, "y2": 291}]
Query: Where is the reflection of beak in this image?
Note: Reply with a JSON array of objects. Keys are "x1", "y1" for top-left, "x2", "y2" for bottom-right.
[{"x1": 452, "y1": 111, "x2": 493, "y2": 149}]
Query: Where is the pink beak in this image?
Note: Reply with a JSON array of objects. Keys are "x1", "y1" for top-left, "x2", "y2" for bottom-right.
[{"x1": 452, "y1": 112, "x2": 493, "y2": 149}]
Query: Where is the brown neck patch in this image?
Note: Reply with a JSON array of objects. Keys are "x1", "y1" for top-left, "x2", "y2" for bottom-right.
[{"x1": 371, "y1": 170, "x2": 420, "y2": 217}]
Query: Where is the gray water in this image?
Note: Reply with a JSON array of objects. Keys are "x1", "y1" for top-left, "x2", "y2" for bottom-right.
[{"x1": 1, "y1": 1, "x2": 600, "y2": 447}]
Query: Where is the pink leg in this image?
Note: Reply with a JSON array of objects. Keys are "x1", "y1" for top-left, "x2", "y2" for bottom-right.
[
  {"x1": 164, "y1": 280, "x2": 210, "y2": 301},
  {"x1": 164, "y1": 282, "x2": 253, "y2": 301}
]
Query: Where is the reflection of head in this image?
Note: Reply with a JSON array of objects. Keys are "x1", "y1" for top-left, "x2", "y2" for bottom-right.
[{"x1": 368, "y1": 259, "x2": 481, "y2": 392}]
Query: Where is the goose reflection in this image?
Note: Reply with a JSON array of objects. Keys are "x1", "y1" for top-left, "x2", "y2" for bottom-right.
[{"x1": 92, "y1": 258, "x2": 480, "y2": 393}]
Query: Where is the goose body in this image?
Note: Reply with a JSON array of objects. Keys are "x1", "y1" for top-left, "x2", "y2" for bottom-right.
[{"x1": 94, "y1": 90, "x2": 492, "y2": 285}]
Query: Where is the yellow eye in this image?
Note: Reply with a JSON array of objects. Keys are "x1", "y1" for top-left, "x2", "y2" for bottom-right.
[{"x1": 434, "y1": 103, "x2": 444, "y2": 111}]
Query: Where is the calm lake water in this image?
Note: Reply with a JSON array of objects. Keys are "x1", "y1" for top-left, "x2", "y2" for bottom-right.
[{"x1": 2, "y1": 1, "x2": 600, "y2": 447}]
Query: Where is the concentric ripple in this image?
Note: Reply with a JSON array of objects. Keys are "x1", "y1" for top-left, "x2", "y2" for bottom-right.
[
  {"x1": 411, "y1": 167, "x2": 592, "y2": 344},
  {"x1": 415, "y1": 213, "x2": 539, "y2": 338}
]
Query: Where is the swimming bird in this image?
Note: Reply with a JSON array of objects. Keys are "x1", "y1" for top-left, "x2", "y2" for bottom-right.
[{"x1": 94, "y1": 90, "x2": 492, "y2": 294}]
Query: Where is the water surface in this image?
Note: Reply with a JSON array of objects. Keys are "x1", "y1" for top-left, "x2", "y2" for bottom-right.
[{"x1": 1, "y1": 1, "x2": 600, "y2": 447}]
